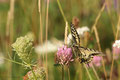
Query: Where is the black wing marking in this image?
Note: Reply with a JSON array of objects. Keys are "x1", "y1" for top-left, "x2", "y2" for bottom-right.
[
  {"x1": 79, "y1": 46, "x2": 104, "y2": 56},
  {"x1": 78, "y1": 46, "x2": 104, "y2": 63},
  {"x1": 70, "y1": 23, "x2": 80, "y2": 46}
]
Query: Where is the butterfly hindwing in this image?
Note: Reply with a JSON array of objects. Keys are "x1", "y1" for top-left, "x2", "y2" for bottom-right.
[
  {"x1": 78, "y1": 47, "x2": 103, "y2": 63},
  {"x1": 79, "y1": 47, "x2": 103, "y2": 56}
]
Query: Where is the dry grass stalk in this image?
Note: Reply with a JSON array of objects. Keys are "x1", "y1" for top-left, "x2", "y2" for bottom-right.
[
  {"x1": 68, "y1": 68, "x2": 70, "y2": 80},
  {"x1": 6, "y1": 0, "x2": 15, "y2": 80},
  {"x1": 93, "y1": 26, "x2": 107, "y2": 80},
  {"x1": 91, "y1": 2, "x2": 107, "y2": 79},
  {"x1": 64, "y1": 22, "x2": 68, "y2": 45},
  {"x1": 91, "y1": 2, "x2": 106, "y2": 32},
  {"x1": 110, "y1": 14, "x2": 120, "y2": 80},
  {"x1": 38, "y1": 0, "x2": 43, "y2": 45},
  {"x1": 91, "y1": 64, "x2": 100, "y2": 80},
  {"x1": 45, "y1": 0, "x2": 49, "y2": 80},
  {"x1": 64, "y1": 22, "x2": 71, "y2": 80},
  {"x1": 115, "y1": 15, "x2": 120, "y2": 40},
  {"x1": 83, "y1": 63, "x2": 93, "y2": 80},
  {"x1": 38, "y1": 0, "x2": 44, "y2": 61},
  {"x1": 105, "y1": 0, "x2": 116, "y2": 38}
]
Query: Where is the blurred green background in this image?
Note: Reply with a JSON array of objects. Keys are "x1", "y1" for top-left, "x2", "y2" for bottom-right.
[{"x1": 0, "y1": 0, "x2": 119, "y2": 80}]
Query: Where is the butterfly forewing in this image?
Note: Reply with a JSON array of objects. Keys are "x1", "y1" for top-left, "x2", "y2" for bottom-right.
[{"x1": 70, "y1": 23, "x2": 80, "y2": 46}]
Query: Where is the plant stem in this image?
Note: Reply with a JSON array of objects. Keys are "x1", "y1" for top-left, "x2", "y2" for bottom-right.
[
  {"x1": 105, "y1": 0, "x2": 116, "y2": 38},
  {"x1": 110, "y1": 14, "x2": 120, "y2": 80},
  {"x1": 79, "y1": 64, "x2": 82, "y2": 80},
  {"x1": 56, "y1": 0, "x2": 71, "y2": 34},
  {"x1": 68, "y1": 68, "x2": 70, "y2": 80},
  {"x1": 45, "y1": 0, "x2": 49, "y2": 80},
  {"x1": 56, "y1": 0, "x2": 67, "y2": 23},
  {"x1": 91, "y1": 64, "x2": 100, "y2": 80},
  {"x1": 83, "y1": 64, "x2": 92, "y2": 80},
  {"x1": 6, "y1": 0, "x2": 15, "y2": 79},
  {"x1": 4, "y1": 58, "x2": 24, "y2": 66},
  {"x1": 64, "y1": 21, "x2": 68, "y2": 44},
  {"x1": 38, "y1": 0, "x2": 44, "y2": 60},
  {"x1": 62, "y1": 66, "x2": 64, "y2": 80},
  {"x1": 117, "y1": 60, "x2": 120, "y2": 80},
  {"x1": 29, "y1": 66, "x2": 37, "y2": 80},
  {"x1": 91, "y1": 2, "x2": 105, "y2": 32},
  {"x1": 57, "y1": 0, "x2": 76, "y2": 36},
  {"x1": 5, "y1": 57, "x2": 37, "y2": 80},
  {"x1": 93, "y1": 26, "x2": 107, "y2": 80}
]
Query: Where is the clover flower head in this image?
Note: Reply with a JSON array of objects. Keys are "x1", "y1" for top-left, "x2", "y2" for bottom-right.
[
  {"x1": 56, "y1": 45, "x2": 73, "y2": 65},
  {"x1": 92, "y1": 56, "x2": 102, "y2": 66},
  {"x1": 23, "y1": 67, "x2": 46, "y2": 80},
  {"x1": 112, "y1": 40, "x2": 120, "y2": 59},
  {"x1": 12, "y1": 33, "x2": 34, "y2": 63},
  {"x1": 113, "y1": 40, "x2": 120, "y2": 48},
  {"x1": 89, "y1": 56, "x2": 102, "y2": 67}
]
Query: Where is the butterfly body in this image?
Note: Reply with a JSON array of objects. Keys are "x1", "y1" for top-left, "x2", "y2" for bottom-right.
[{"x1": 70, "y1": 23, "x2": 104, "y2": 64}]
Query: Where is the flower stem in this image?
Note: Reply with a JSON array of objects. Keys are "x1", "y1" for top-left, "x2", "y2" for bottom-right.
[
  {"x1": 117, "y1": 60, "x2": 120, "y2": 80},
  {"x1": 4, "y1": 58, "x2": 24, "y2": 66},
  {"x1": 91, "y1": 64, "x2": 100, "y2": 80},
  {"x1": 56, "y1": 0, "x2": 67, "y2": 23},
  {"x1": 45, "y1": 0, "x2": 49, "y2": 80},
  {"x1": 91, "y1": 2, "x2": 107, "y2": 79},
  {"x1": 83, "y1": 64, "x2": 93, "y2": 80},
  {"x1": 56, "y1": 0, "x2": 72, "y2": 34},
  {"x1": 62, "y1": 66, "x2": 64, "y2": 80},
  {"x1": 110, "y1": 14, "x2": 120, "y2": 80},
  {"x1": 4, "y1": 57, "x2": 37, "y2": 80},
  {"x1": 68, "y1": 68, "x2": 70, "y2": 80},
  {"x1": 29, "y1": 66, "x2": 37, "y2": 80},
  {"x1": 38, "y1": 0, "x2": 44, "y2": 61}
]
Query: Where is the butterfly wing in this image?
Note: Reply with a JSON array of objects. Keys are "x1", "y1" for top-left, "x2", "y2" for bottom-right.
[
  {"x1": 79, "y1": 47, "x2": 103, "y2": 56},
  {"x1": 70, "y1": 23, "x2": 104, "y2": 64},
  {"x1": 78, "y1": 47, "x2": 104, "y2": 63},
  {"x1": 70, "y1": 23, "x2": 80, "y2": 46}
]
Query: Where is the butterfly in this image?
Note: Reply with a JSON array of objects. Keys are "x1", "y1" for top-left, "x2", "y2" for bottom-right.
[{"x1": 70, "y1": 23, "x2": 104, "y2": 64}]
